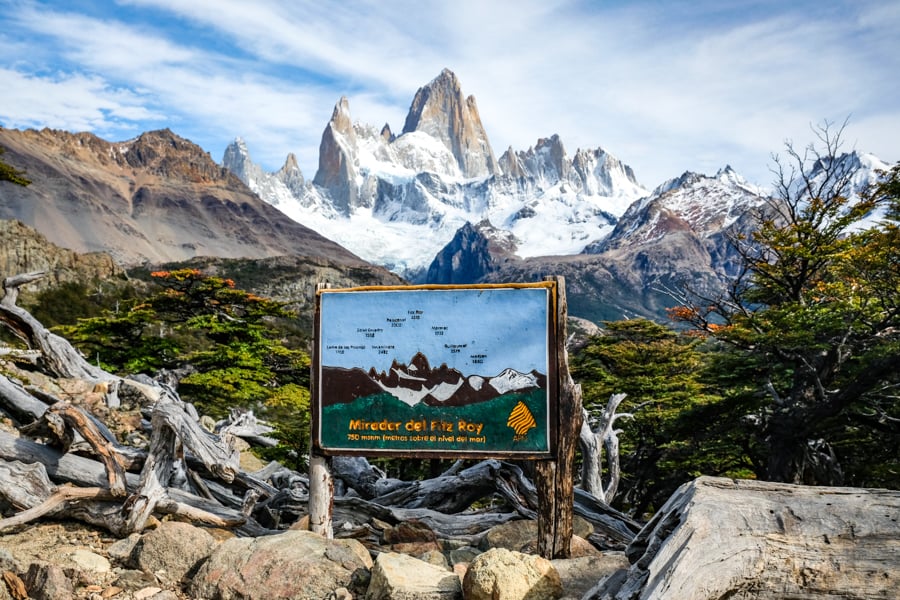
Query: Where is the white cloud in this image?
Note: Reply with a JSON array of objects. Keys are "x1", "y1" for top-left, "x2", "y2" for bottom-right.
[
  {"x1": 2, "y1": 0, "x2": 896, "y2": 187},
  {"x1": 0, "y1": 69, "x2": 164, "y2": 134}
]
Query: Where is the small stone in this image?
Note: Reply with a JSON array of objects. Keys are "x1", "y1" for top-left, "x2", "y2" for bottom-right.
[
  {"x1": 448, "y1": 546, "x2": 481, "y2": 566},
  {"x1": 132, "y1": 587, "x2": 162, "y2": 600},
  {"x1": 418, "y1": 549, "x2": 450, "y2": 570},
  {"x1": 69, "y1": 549, "x2": 111, "y2": 573},
  {"x1": 331, "y1": 588, "x2": 353, "y2": 600},
  {"x1": 106, "y1": 533, "x2": 141, "y2": 563},
  {"x1": 25, "y1": 563, "x2": 75, "y2": 600}
]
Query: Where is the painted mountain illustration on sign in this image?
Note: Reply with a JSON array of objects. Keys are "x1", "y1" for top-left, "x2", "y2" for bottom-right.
[{"x1": 321, "y1": 351, "x2": 545, "y2": 408}]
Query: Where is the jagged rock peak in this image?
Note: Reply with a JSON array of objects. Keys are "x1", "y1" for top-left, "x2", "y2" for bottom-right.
[
  {"x1": 520, "y1": 134, "x2": 568, "y2": 182},
  {"x1": 652, "y1": 165, "x2": 757, "y2": 197},
  {"x1": 328, "y1": 96, "x2": 354, "y2": 136},
  {"x1": 122, "y1": 129, "x2": 231, "y2": 183},
  {"x1": 281, "y1": 152, "x2": 300, "y2": 172},
  {"x1": 222, "y1": 137, "x2": 252, "y2": 172},
  {"x1": 401, "y1": 68, "x2": 500, "y2": 178},
  {"x1": 652, "y1": 170, "x2": 706, "y2": 195},
  {"x1": 278, "y1": 153, "x2": 305, "y2": 188},
  {"x1": 425, "y1": 219, "x2": 518, "y2": 285},
  {"x1": 498, "y1": 145, "x2": 527, "y2": 179},
  {"x1": 313, "y1": 96, "x2": 358, "y2": 212}
]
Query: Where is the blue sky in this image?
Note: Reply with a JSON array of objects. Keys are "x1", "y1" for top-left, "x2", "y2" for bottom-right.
[
  {"x1": 319, "y1": 287, "x2": 550, "y2": 376},
  {"x1": 1, "y1": 0, "x2": 897, "y2": 188}
]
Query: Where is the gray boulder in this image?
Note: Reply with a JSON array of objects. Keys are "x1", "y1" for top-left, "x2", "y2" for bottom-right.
[
  {"x1": 130, "y1": 521, "x2": 217, "y2": 586},
  {"x1": 365, "y1": 552, "x2": 461, "y2": 600},
  {"x1": 463, "y1": 547, "x2": 562, "y2": 600},
  {"x1": 189, "y1": 530, "x2": 372, "y2": 600},
  {"x1": 480, "y1": 517, "x2": 598, "y2": 556},
  {"x1": 552, "y1": 554, "x2": 629, "y2": 600}
]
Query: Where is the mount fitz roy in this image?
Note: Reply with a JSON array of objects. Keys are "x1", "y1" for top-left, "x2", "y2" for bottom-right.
[{"x1": 223, "y1": 68, "x2": 647, "y2": 279}]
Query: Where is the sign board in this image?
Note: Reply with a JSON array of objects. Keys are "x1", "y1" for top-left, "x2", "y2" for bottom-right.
[{"x1": 312, "y1": 283, "x2": 557, "y2": 458}]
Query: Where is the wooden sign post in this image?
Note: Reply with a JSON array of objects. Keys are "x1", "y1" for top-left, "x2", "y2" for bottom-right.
[
  {"x1": 535, "y1": 276, "x2": 583, "y2": 559},
  {"x1": 309, "y1": 277, "x2": 581, "y2": 558}
]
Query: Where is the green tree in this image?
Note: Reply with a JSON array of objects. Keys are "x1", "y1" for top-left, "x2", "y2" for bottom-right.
[
  {"x1": 28, "y1": 280, "x2": 140, "y2": 328},
  {"x1": 572, "y1": 318, "x2": 729, "y2": 515},
  {"x1": 671, "y1": 123, "x2": 900, "y2": 486},
  {"x1": 0, "y1": 146, "x2": 30, "y2": 186},
  {"x1": 60, "y1": 269, "x2": 313, "y2": 464}
]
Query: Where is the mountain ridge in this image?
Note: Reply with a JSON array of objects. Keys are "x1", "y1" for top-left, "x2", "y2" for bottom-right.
[
  {"x1": 0, "y1": 127, "x2": 378, "y2": 268},
  {"x1": 2, "y1": 69, "x2": 891, "y2": 325},
  {"x1": 223, "y1": 69, "x2": 650, "y2": 278}
]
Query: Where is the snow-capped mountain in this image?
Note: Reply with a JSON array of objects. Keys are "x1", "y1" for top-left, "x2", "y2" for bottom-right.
[
  {"x1": 222, "y1": 69, "x2": 648, "y2": 279},
  {"x1": 589, "y1": 165, "x2": 766, "y2": 255},
  {"x1": 218, "y1": 68, "x2": 891, "y2": 322},
  {"x1": 222, "y1": 138, "x2": 305, "y2": 212},
  {"x1": 803, "y1": 151, "x2": 891, "y2": 232}
]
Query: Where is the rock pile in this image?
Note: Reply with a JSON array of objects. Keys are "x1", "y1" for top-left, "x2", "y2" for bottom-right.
[{"x1": 0, "y1": 518, "x2": 628, "y2": 600}]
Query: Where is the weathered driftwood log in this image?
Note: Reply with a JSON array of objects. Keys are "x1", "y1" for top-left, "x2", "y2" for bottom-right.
[
  {"x1": 0, "y1": 459, "x2": 122, "y2": 531},
  {"x1": 1, "y1": 273, "x2": 116, "y2": 394},
  {"x1": 123, "y1": 387, "x2": 240, "y2": 533},
  {"x1": 330, "y1": 456, "x2": 409, "y2": 499},
  {"x1": 22, "y1": 402, "x2": 129, "y2": 496},
  {"x1": 334, "y1": 455, "x2": 640, "y2": 544},
  {"x1": 216, "y1": 409, "x2": 278, "y2": 447},
  {"x1": 367, "y1": 460, "x2": 507, "y2": 513},
  {"x1": 586, "y1": 476, "x2": 900, "y2": 600},
  {"x1": 0, "y1": 373, "x2": 50, "y2": 425},
  {"x1": 0, "y1": 431, "x2": 269, "y2": 536}
]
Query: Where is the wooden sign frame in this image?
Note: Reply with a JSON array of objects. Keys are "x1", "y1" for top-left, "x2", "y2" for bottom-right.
[{"x1": 311, "y1": 282, "x2": 559, "y2": 460}]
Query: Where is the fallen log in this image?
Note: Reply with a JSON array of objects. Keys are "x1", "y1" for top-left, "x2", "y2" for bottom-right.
[
  {"x1": 334, "y1": 455, "x2": 640, "y2": 544},
  {"x1": 22, "y1": 402, "x2": 129, "y2": 497},
  {"x1": 123, "y1": 387, "x2": 240, "y2": 533},
  {"x1": 1, "y1": 272, "x2": 116, "y2": 395},
  {"x1": 0, "y1": 430, "x2": 271, "y2": 536},
  {"x1": 0, "y1": 373, "x2": 50, "y2": 425},
  {"x1": 586, "y1": 476, "x2": 900, "y2": 599}
]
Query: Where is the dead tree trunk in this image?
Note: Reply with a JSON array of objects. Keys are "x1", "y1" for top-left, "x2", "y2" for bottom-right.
[
  {"x1": 123, "y1": 388, "x2": 240, "y2": 533},
  {"x1": 1, "y1": 272, "x2": 120, "y2": 406},
  {"x1": 22, "y1": 402, "x2": 129, "y2": 497},
  {"x1": 0, "y1": 373, "x2": 50, "y2": 425},
  {"x1": 579, "y1": 393, "x2": 631, "y2": 504}
]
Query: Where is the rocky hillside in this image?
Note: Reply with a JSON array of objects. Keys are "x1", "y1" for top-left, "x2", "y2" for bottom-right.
[
  {"x1": 0, "y1": 220, "x2": 121, "y2": 292},
  {"x1": 0, "y1": 127, "x2": 378, "y2": 270}
]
